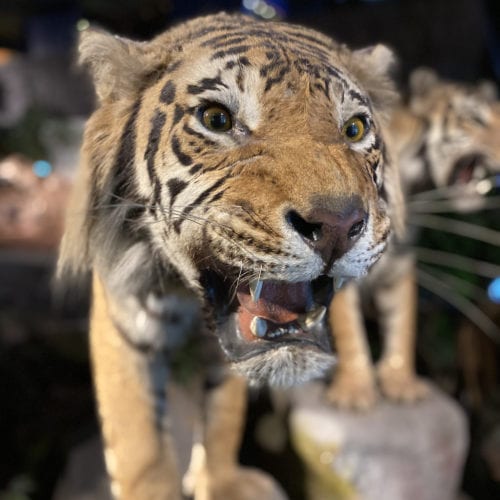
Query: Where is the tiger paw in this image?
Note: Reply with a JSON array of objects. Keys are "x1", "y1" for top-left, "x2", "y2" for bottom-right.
[
  {"x1": 377, "y1": 360, "x2": 429, "y2": 402},
  {"x1": 209, "y1": 467, "x2": 288, "y2": 500},
  {"x1": 327, "y1": 368, "x2": 378, "y2": 411}
]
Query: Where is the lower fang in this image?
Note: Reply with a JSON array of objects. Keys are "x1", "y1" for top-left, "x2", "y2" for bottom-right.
[
  {"x1": 250, "y1": 316, "x2": 268, "y2": 338},
  {"x1": 298, "y1": 305, "x2": 327, "y2": 330}
]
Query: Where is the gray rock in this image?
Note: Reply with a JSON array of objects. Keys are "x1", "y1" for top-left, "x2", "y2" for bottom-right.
[{"x1": 289, "y1": 381, "x2": 469, "y2": 500}]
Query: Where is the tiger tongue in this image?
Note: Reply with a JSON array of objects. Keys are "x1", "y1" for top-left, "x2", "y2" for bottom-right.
[{"x1": 236, "y1": 281, "x2": 313, "y2": 324}]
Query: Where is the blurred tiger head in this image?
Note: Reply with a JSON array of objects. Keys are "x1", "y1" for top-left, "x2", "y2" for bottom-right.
[{"x1": 395, "y1": 68, "x2": 500, "y2": 211}]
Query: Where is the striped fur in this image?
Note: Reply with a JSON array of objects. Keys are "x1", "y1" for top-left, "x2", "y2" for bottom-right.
[{"x1": 58, "y1": 13, "x2": 402, "y2": 499}]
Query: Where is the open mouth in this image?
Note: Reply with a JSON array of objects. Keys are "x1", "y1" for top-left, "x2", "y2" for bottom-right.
[
  {"x1": 449, "y1": 153, "x2": 486, "y2": 186},
  {"x1": 200, "y1": 269, "x2": 334, "y2": 360}
]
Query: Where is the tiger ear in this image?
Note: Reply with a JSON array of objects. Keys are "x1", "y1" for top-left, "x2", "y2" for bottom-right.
[
  {"x1": 350, "y1": 44, "x2": 399, "y2": 118},
  {"x1": 79, "y1": 28, "x2": 167, "y2": 103},
  {"x1": 354, "y1": 44, "x2": 396, "y2": 76},
  {"x1": 409, "y1": 67, "x2": 439, "y2": 96}
]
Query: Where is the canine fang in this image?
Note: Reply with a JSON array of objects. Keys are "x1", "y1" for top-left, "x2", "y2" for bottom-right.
[
  {"x1": 298, "y1": 305, "x2": 327, "y2": 330},
  {"x1": 250, "y1": 316, "x2": 268, "y2": 338}
]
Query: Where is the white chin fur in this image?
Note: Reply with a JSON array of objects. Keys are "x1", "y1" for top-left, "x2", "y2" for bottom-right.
[{"x1": 232, "y1": 346, "x2": 335, "y2": 387}]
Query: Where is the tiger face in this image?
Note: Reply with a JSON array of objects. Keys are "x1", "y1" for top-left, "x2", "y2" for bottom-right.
[
  {"x1": 60, "y1": 14, "x2": 401, "y2": 386},
  {"x1": 396, "y1": 68, "x2": 500, "y2": 210}
]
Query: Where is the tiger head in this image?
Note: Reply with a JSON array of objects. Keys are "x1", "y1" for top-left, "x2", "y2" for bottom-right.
[
  {"x1": 395, "y1": 67, "x2": 500, "y2": 210},
  {"x1": 59, "y1": 14, "x2": 402, "y2": 386}
]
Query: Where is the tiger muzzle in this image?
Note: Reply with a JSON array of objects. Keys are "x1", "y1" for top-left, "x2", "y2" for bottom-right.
[{"x1": 286, "y1": 198, "x2": 368, "y2": 271}]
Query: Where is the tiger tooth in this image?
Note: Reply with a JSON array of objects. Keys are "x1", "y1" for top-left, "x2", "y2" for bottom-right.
[
  {"x1": 307, "y1": 305, "x2": 327, "y2": 328},
  {"x1": 334, "y1": 276, "x2": 346, "y2": 292},
  {"x1": 298, "y1": 305, "x2": 327, "y2": 330},
  {"x1": 249, "y1": 279, "x2": 264, "y2": 302},
  {"x1": 250, "y1": 316, "x2": 268, "y2": 338}
]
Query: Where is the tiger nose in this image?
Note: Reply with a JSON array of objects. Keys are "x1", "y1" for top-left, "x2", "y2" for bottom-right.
[{"x1": 286, "y1": 202, "x2": 368, "y2": 265}]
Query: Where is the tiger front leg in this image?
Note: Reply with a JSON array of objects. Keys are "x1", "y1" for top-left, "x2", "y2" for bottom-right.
[
  {"x1": 91, "y1": 274, "x2": 183, "y2": 500},
  {"x1": 327, "y1": 282, "x2": 378, "y2": 410},
  {"x1": 375, "y1": 255, "x2": 428, "y2": 402},
  {"x1": 199, "y1": 375, "x2": 288, "y2": 500}
]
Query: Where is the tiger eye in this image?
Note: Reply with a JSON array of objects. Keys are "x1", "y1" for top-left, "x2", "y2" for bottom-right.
[
  {"x1": 201, "y1": 105, "x2": 233, "y2": 132},
  {"x1": 342, "y1": 116, "x2": 368, "y2": 142}
]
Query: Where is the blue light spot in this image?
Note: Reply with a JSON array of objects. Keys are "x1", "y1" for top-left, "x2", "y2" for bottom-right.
[
  {"x1": 33, "y1": 160, "x2": 52, "y2": 178},
  {"x1": 487, "y1": 277, "x2": 500, "y2": 304}
]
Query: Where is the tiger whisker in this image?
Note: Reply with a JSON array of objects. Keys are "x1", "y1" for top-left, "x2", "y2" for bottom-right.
[
  {"x1": 416, "y1": 268, "x2": 500, "y2": 343},
  {"x1": 413, "y1": 247, "x2": 500, "y2": 278},
  {"x1": 232, "y1": 264, "x2": 245, "y2": 300},
  {"x1": 408, "y1": 175, "x2": 498, "y2": 202},
  {"x1": 409, "y1": 214, "x2": 500, "y2": 246},
  {"x1": 408, "y1": 195, "x2": 500, "y2": 213},
  {"x1": 229, "y1": 267, "x2": 256, "y2": 303},
  {"x1": 90, "y1": 191, "x2": 275, "y2": 235},
  {"x1": 418, "y1": 263, "x2": 488, "y2": 300},
  {"x1": 156, "y1": 210, "x2": 288, "y2": 271},
  {"x1": 66, "y1": 193, "x2": 307, "y2": 276}
]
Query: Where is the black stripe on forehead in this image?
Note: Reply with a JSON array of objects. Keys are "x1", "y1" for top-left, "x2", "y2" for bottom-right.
[
  {"x1": 198, "y1": 25, "x2": 333, "y2": 67},
  {"x1": 280, "y1": 26, "x2": 334, "y2": 50},
  {"x1": 224, "y1": 56, "x2": 251, "y2": 70},
  {"x1": 208, "y1": 36, "x2": 248, "y2": 50},
  {"x1": 243, "y1": 29, "x2": 333, "y2": 63},
  {"x1": 187, "y1": 77, "x2": 228, "y2": 95},
  {"x1": 348, "y1": 89, "x2": 369, "y2": 107},
  {"x1": 211, "y1": 45, "x2": 252, "y2": 60},
  {"x1": 292, "y1": 58, "x2": 350, "y2": 90},
  {"x1": 190, "y1": 22, "x2": 251, "y2": 42},
  {"x1": 264, "y1": 65, "x2": 289, "y2": 92},
  {"x1": 200, "y1": 31, "x2": 242, "y2": 47},
  {"x1": 160, "y1": 81, "x2": 176, "y2": 105}
]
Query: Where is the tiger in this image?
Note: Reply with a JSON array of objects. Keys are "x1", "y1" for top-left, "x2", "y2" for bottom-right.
[
  {"x1": 57, "y1": 13, "x2": 403, "y2": 499},
  {"x1": 327, "y1": 68, "x2": 500, "y2": 409}
]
